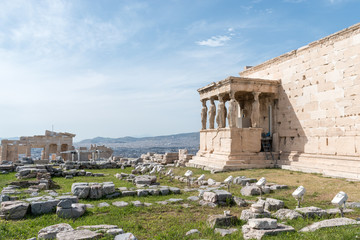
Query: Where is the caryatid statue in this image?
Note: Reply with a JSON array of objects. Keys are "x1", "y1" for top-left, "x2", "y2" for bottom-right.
[
  {"x1": 251, "y1": 92, "x2": 261, "y2": 128},
  {"x1": 227, "y1": 92, "x2": 238, "y2": 128},
  {"x1": 208, "y1": 98, "x2": 216, "y2": 129},
  {"x1": 216, "y1": 95, "x2": 226, "y2": 128},
  {"x1": 201, "y1": 99, "x2": 208, "y2": 130}
]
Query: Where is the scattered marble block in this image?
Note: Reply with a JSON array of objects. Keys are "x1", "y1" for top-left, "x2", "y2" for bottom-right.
[
  {"x1": 71, "y1": 183, "x2": 90, "y2": 199},
  {"x1": 207, "y1": 214, "x2": 238, "y2": 228},
  {"x1": 251, "y1": 203, "x2": 264, "y2": 213},
  {"x1": 121, "y1": 191, "x2": 136, "y2": 197},
  {"x1": 156, "y1": 201, "x2": 168, "y2": 205},
  {"x1": 98, "y1": 202, "x2": 110, "y2": 208},
  {"x1": 76, "y1": 225, "x2": 122, "y2": 236},
  {"x1": 112, "y1": 201, "x2": 129, "y2": 207},
  {"x1": 199, "y1": 200, "x2": 217, "y2": 208},
  {"x1": 187, "y1": 196, "x2": 199, "y2": 201},
  {"x1": 347, "y1": 202, "x2": 360, "y2": 209},
  {"x1": 38, "y1": 223, "x2": 73, "y2": 239},
  {"x1": 56, "y1": 201, "x2": 86, "y2": 219},
  {"x1": 248, "y1": 218, "x2": 277, "y2": 229},
  {"x1": 242, "y1": 223, "x2": 295, "y2": 240},
  {"x1": 240, "y1": 209, "x2": 271, "y2": 221},
  {"x1": 233, "y1": 176, "x2": 257, "y2": 186},
  {"x1": 234, "y1": 197, "x2": 248, "y2": 207},
  {"x1": 299, "y1": 217, "x2": 360, "y2": 232},
  {"x1": 295, "y1": 206, "x2": 327, "y2": 218},
  {"x1": 272, "y1": 209, "x2": 303, "y2": 220},
  {"x1": 167, "y1": 198, "x2": 183, "y2": 203},
  {"x1": 264, "y1": 198, "x2": 284, "y2": 211},
  {"x1": 214, "y1": 228, "x2": 238, "y2": 237},
  {"x1": 185, "y1": 229, "x2": 200, "y2": 236},
  {"x1": 30, "y1": 199, "x2": 59, "y2": 215},
  {"x1": 56, "y1": 229, "x2": 102, "y2": 240},
  {"x1": 241, "y1": 186, "x2": 261, "y2": 196},
  {"x1": 114, "y1": 232, "x2": 138, "y2": 240},
  {"x1": 326, "y1": 208, "x2": 354, "y2": 216},
  {"x1": 0, "y1": 200, "x2": 29, "y2": 220},
  {"x1": 131, "y1": 201, "x2": 143, "y2": 207}
]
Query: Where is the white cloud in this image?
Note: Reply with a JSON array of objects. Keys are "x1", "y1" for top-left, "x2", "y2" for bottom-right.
[
  {"x1": 283, "y1": 0, "x2": 306, "y2": 3},
  {"x1": 196, "y1": 35, "x2": 231, "y2": 47}
]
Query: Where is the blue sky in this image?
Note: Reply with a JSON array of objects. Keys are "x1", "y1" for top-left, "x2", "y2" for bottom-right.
[{"x1": 0, "y1": 0, "x2": 359, "y2": 141}]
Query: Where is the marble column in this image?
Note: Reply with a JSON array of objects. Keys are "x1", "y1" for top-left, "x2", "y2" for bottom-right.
[
  {"x1": 216, "y1": 94, "x2": 226, "y2": 128},
  {"x1": 208, "y1": 98, "x2": 216, "y2": 129},
  {"x1": 251, "y1": 92, "x2": 261, "y2": 128},
  {"x1": 228, "y1": 92, "x2": 238, "y2": 128},
  {"x1": 26, "y1": 145, "x2": 31, "y2": 157},
  {"x1": 201, "y1": 99, "x2": 208, "y2": 130}
]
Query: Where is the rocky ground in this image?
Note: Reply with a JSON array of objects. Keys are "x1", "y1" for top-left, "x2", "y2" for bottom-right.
[{"x1": 1, "y1": 160, "x2": 360, "y2": 239}]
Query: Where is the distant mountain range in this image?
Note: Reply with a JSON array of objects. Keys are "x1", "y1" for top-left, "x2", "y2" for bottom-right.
[{"x1": 76, "y1": 132, "x2": 200, "y2": 149}]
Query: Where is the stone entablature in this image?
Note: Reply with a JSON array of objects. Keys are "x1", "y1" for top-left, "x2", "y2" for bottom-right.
[{"x1": 0, "y1": 130, "x2": 75, "y2": 162}]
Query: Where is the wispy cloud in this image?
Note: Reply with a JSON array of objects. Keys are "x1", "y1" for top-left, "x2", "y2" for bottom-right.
[
  {"x1": 196, "y1": 35, "x2": 231, "y2": 47},
  {"x1": 283, "y1": 0, "x2": 306, "y2": 3}
]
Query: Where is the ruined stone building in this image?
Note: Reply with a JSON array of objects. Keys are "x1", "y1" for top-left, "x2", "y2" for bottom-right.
[
  {"x1": 189, "y1": 23, "x2": 360, "y2": 180},
  {"x1": 0, "y1": 130, "x2": 75, "y2": 161}
]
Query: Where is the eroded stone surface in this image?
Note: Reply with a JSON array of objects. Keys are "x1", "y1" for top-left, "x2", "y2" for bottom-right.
[
  {"x1": 273, "y1": 209, "x2": 303, "y2": 220},
  {"x1": 38, "y1": 223, "x2": 73, "y2": 239},
  {"x1": 214, "y1": 228, "x2": 238, "y2": 236},
  {"x1": 242, "y1": 223, "x2": 295, "y2": 240},
  {"x1": 207, "y1": 214, "x2": 238, "y2": 228},
  {"x1": 299, "y1": 217, "x2": 360, "y2": 232},
  {"x1": 56, "y1": 229, "x2": 102, "y2": 240},
  {"x1": 0, "y1": 200, "x2": 29, "y2": 220}
]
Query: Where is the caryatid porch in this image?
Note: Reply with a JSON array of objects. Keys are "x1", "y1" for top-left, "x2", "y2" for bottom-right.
[{"x1": 188, "y1": 76, "x2": 280, "y2": 171}]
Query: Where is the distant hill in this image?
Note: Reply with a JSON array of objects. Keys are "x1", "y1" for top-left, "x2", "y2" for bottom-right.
[{"x1": 76, "y1": 132, "x2": 200, "y2": 149}]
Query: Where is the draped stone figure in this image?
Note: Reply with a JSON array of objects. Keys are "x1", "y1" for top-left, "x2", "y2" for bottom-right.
[
  {"x1": 216, "y1": 95, "x2": 226, "y2": 128},
  {"x1": 251, "y1": 92, "x2": 261, "y2": 127},
  {"x1": 201, "y1": 99, "x2": 208, "y2": 130},
  {"x1": 228, "y1": 93, "x2": 238, "y2": 128},
  {"x1": 208, "y1": 98, "x2": 216, "y2": 129}
]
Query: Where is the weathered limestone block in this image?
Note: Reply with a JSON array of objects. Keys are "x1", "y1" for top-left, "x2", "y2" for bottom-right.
[
  {"x1": 71, "y1": 183, "x2": 90, "y2": 199},
  {"x1": 112, "y1": 201, "x2": 129, "y2": 207},
  {"x1": 214, "y1": 228, "x2": 238, "y2": 237},
  {"x1": 56, "y1": 229, "x2": 102, "y2": 240},
  {"x1": 233, "y1": 197, "x2": 248, "y2": 207},
  {"x1": 207, "y1": 214, "x2": 238, "y2": 228},
  {"x1": 89, "y1": 185, "x2": 103, "y2": 199},
  {"x1": 102, "y1": 182, "x2": 115, "y2": 195},
  {"x1": 134, "y1": 175, "x2": 157, "y2": 185},
  {"x1": 242, "y1": 223, "x2": 295, "y2": 240},
  {"x1": 248, "y1": 218, "x2": 278, "y2": 229},
  {"x1": 213, "y1": 190, "x2": 232, "y2": 203},
  {"x1": 169, "y1": 187, "x2": 181, "y2": 194},
  {"x1": 272, "y1": 209, "x2": 303, "y2": 220},
  {"x1": 203, "y1": 192, "x2": 217, "y2": 203},
  {"x1": 114, "y1": 232, "x2": 138, "y2": 240},
  {"x1": 264, "y1": 198, "x2": 284, "y2": 211},
  {"x1": 240, "y1": 209, "x2": 271, "y2": 221},
  {"x1": 299, "y1": 217, "x2": 360, "y2": 232},
  {"x1": 38, "y1": 223, "x2": 74, "y2": 239},
  {"x1": 241, "y1": 185, "x2": 261, "y2": 196},
  {"x1": 30, "y1": 199, "x2": 59, "y2": 215},
  {"x1": 296, "y1": 206, "x2": 327, "y2": 218},
  {"x1": 0, "y1": 200, "x2": 29, "y2": 220}
]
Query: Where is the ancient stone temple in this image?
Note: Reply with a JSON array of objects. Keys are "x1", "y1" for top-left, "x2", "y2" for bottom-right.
[
  {"x1": 0, "y1": 130, "x2": 75, "y2": 162},
  {"x1": 189, "y1": 23, "x2": 360, "y2": 180}
]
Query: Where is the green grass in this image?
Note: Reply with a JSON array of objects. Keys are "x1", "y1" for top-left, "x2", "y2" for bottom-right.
[{"x1": 1, "y1": 167, "x2": 360, "y2": 239}]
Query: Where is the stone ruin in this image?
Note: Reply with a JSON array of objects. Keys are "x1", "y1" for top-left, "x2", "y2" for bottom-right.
[{"x1": 188, "y1": 23, "x2": 360, "y2": 181}]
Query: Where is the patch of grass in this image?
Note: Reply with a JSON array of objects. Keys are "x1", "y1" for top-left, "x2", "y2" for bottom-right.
[{"x1": 1, "y1": 167, "x2": 360, "y2": 239}]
